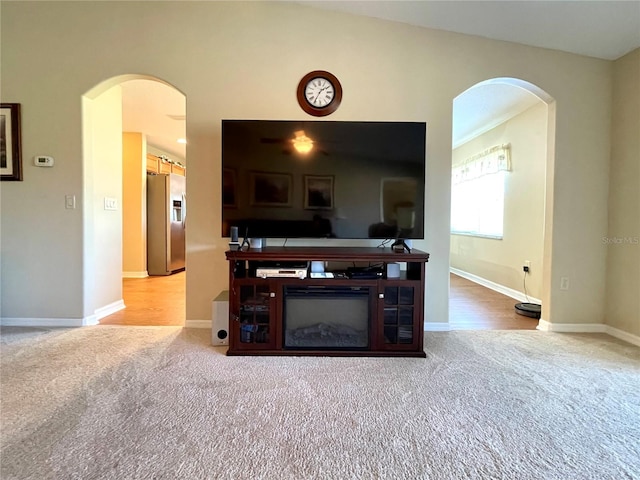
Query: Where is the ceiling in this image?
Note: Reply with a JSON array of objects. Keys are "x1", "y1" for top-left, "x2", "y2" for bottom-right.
[
  {"x1": 121, "y1": 80, "x2": 186, "y2": 160},
  {"x1": 121, "y1": 1, "x2": 639, "y2": 158},
  {"x1": 301, "y1": 0, "x2": 640, "y2": 61}
]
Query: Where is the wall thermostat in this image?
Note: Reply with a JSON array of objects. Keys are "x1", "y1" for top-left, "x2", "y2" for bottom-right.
[{"x1": 34, "y1": 156, "x2": 54, "y2": 167}]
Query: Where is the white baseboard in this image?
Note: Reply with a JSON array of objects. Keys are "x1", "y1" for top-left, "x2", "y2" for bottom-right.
[
  {"x1": 424, "y1": 322, "x2": 451, "y2": 332},
  {"x1": 185, "y1": 319, "x2": 211, "y2": 329},
  {"x1": 1, "y1": 300, "x2": 125, "y2": 328},
  {"x1": 450, "y1": 267, "x2": 541, "y2": 304},
  {"x1": 1, "y1": 317, "x2": 92, "y2": 327},
  {"x1": 83, "y1": 314, "x2": 99, "y2": 326},
  {"x1": 536, "y1": 319, "x2": 605, "y2": 333},
  {"x1": 605, "y1": 325, "x2": 640, "y2": 347},
  {"x1": 95, "y1": 300, "x2": 125, "y2": 320},
  {"x1": 537, "y1": 319, "x2": 640, "y2": 347},
  {"x1": 123, "y1": 271, "x2": 148, "y2": 278}
]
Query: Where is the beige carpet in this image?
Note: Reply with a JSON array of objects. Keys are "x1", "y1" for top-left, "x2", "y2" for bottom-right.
[{"x1": 1, "y1": 326, "x2": 638, "y2": 480}]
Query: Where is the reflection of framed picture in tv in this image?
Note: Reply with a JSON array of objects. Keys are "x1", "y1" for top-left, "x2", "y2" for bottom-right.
[
  {"x1": 304, "y1": 175, "x2": 334, "y2": 210},
  {"x1": 0, "y1": 103, "x2": 22, "y2": 181},
  {"x1": 222, "y1": 168, "x2": 237, "y2": 208},
  {"x1": 250, "y1": 171, "x2": 292, "y2": 207}
]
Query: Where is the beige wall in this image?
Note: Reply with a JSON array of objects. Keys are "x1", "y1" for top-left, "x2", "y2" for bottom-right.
[
  {"x1": 451, "y1": 102, "x2": 547, "y2": 300},
  {"x1": 122, "y1": 132, "x2": 147, "y2": 277},
  {"x1": 606, "y1": 48, "x2": 640, "y2": 336},
  {"x1": 84, "y1": 85, "x2": 123, "y2": 317},
  {"x1": 0, "y1": 2, "x2": 621, "y2": 333}
]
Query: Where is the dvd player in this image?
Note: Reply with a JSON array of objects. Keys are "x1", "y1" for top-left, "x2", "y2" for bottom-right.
[{"x1": 256, "y1": 268, "x2": 307, "y2": 279}]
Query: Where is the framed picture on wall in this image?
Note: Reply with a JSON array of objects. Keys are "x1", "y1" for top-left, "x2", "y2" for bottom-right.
[
  {"x1": 304, "y1": 175, "x2": 334, "y2": 210},
  {"x1": 249, "y1": 171, "x2": 292, "y2": 207},
  {"x1": 0, "y1": 103, "x2": 23, "y2": 181}
]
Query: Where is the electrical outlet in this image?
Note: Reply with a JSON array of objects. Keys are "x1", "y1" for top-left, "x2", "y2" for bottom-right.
[
  {"x1": 525, "y1": 260, "x2": 531, "y2": 268},
  {"x1": 560, "y1": 277, "x2": 570, "y2": 290}
]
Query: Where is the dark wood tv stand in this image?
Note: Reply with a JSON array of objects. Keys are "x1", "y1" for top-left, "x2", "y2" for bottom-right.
[{"x1": 225, "y1": 246, "x2": 430, "y2": 357}]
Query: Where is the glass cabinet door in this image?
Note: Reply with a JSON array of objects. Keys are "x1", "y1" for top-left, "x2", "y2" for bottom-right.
[
  {"x1": 236, "y1": 282, "x2": 274, "y2": 348},
  {"x1": 381, "y1": 284, "x2": 418, "y2": 349}
]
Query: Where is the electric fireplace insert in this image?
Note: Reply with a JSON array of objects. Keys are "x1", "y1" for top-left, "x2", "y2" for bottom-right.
[{"x1": 283, "y1": 285, "x2": 371, "y2": 349}]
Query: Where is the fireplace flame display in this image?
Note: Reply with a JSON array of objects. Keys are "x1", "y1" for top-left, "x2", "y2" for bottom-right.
[{"x1": 287, "y1": 322, "x2": 367, "y2": 348}]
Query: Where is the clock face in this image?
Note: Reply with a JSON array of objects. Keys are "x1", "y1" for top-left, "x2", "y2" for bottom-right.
[
  {"x1": 304, "y1": 77, "x2": 335, "y2": 108},
  {"x1": 297, "y1": 70, "x2": 342, "y2": 117}
]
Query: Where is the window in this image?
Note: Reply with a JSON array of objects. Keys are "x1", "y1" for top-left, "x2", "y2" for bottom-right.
[{"x1": 451, "y1": 145, "x2": 510, "y2": 239}]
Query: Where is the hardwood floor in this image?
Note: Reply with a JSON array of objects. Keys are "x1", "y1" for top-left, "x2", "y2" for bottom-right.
[
  {"x1": 100, "y1": 271, "x2": 185, "y2": 326},
  {"x1": 100, "y1": 270, "x2": 537, "y2": 330},
  {"x1": 449, "y1": 273, "x2": 538, "y2": 330}
]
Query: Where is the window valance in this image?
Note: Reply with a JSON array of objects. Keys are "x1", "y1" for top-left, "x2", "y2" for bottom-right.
[{"x1": 452, "y1": 144, "x2": 511, "y2": 185}]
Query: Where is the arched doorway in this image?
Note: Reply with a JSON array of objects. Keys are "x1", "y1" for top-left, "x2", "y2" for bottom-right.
[
  {"x1": 449, "y1": 78, "x2": 555, "y2": 329},
  {"x1": 82, "y1": 75, "x2": 186, "y2": 326}
]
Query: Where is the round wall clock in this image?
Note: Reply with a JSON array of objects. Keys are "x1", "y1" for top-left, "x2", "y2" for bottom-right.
[{"x1": 297, "y1": 70, "x2": 342, "y2": 117}]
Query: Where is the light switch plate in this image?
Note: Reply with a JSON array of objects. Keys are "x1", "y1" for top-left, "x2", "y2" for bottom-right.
[
  {"x1": 65, "y1": 195, "x2": 76, "y2": 209},
  {"x1": 104, "y1": 197, "x2": 118, "y2": 211}
]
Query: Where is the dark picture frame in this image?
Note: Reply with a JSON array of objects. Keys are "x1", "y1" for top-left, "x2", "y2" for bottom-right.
[
  {"x1": 0, "y1": 103, "x2": 23, "y2": 181},
  {"x1": 222, "y1": 167, "x2": 237, "y2": 208},
  {"x1": 304, "y1": 175, "x2": 334, "y2": 210},
  {"x1": 249, "y1": 171, "x2": 292, "y2": 207}
]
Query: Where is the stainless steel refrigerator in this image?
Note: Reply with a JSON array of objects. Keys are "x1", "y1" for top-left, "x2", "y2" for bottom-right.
[{"x1": 147, "y1": 173, "x2": 186, "y2": 276}]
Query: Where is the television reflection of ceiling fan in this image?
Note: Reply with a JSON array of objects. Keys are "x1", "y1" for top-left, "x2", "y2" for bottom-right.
[{"x1": 260, "y1": 130, "x2": 330, "y2": 156}]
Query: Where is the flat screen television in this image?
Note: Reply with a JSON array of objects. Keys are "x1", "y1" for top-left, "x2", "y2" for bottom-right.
[{"x1": 221, "y1": 120, "x2": 426, "y2": 240}]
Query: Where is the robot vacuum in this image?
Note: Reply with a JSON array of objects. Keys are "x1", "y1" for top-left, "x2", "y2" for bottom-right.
[{"x1": 515, "y1": 302, "x2": 541, "y2": 319}]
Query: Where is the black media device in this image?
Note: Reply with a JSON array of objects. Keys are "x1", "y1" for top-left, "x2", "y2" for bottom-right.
[
  {"x1": 346, "y1": 266, "x2": 384, "y2": 279},
  {"x1": 228, "y1": 225, "x2": 240, "y2": 250},
  {"x1": 221, "y1": 120, "x2": 426, "y2": 241},
  {"x1": 229, "y1": 226, "x2": 239, "y2": 242}
]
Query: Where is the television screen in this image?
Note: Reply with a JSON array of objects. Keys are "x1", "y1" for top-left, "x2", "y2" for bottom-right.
[{"x1": 221, "y1": 120, "x2": 426, "y2": 239}]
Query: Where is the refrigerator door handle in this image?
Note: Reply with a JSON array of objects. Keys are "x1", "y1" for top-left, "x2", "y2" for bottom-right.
[{"x1": 182, "y1": 192, "x2": 187, "y2": 229}]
